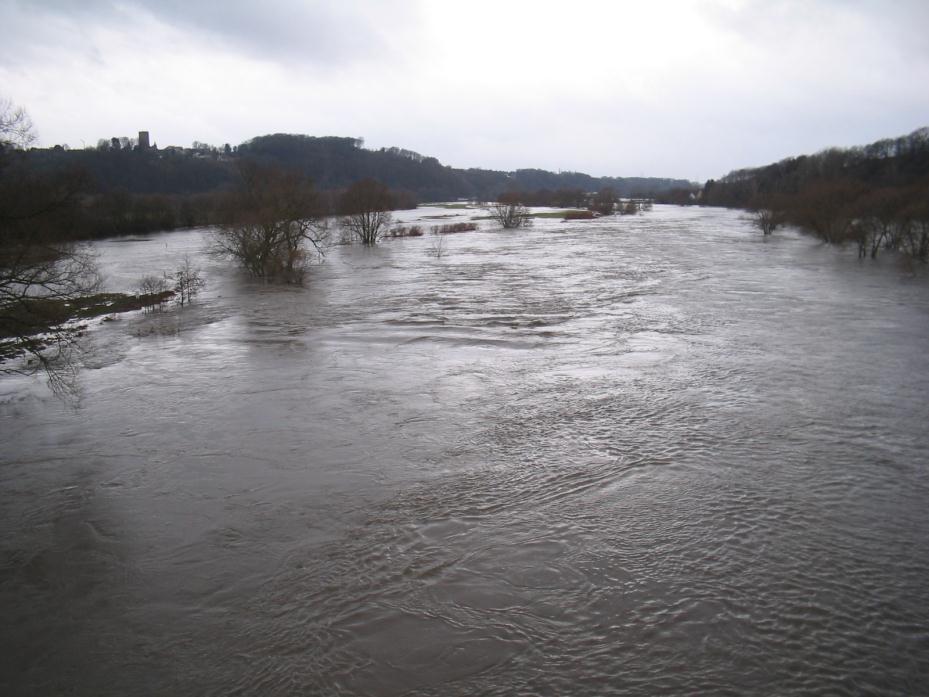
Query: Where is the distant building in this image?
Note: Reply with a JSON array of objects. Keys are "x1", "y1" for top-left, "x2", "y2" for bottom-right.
[{"x1": 138, "y1": 131, "x2": 150, "y2": 150}]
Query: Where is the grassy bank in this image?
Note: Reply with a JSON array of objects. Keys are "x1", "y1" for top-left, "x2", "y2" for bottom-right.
[{"x1": 0, "y1": 290, "x2": 174, "y2": 360}]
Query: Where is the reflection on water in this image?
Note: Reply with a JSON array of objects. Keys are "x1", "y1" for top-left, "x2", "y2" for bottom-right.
[{"x1": 2, "y1": 207, "x2": 929, "y2": 695}]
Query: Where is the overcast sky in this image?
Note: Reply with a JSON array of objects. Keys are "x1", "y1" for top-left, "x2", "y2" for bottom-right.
[{"x1": 2, "y1": 0, "x2": 928, "y2": 181}]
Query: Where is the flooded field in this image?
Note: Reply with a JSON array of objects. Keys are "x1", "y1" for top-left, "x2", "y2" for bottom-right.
[{"x1": 2, "y1": 206, "x2": 928, "y2": 695}]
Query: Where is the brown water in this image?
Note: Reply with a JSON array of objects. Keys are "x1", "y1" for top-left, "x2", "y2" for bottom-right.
[{"x1": 2, "y1": 206, "x2": 929, "y2": 695}]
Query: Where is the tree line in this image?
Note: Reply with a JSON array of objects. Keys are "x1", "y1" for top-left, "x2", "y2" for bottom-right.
[
  {"x1": 8, "y1": 122, "x2": 691, "y2": 245},
  {"x1": 701, "y1": 127, "x2": 929, "y2": 261},
  {"x1": 20, "y1": 132, "x2": 691, "y2": 204}
]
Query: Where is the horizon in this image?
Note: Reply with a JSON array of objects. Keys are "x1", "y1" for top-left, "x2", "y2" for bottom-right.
[
  {"x1": 3, "y1": 0, "x2": 928, "y2": 182},
  {"x1": 34, "y1": 124, "x2": 929, "y2": 187},
  {"x1": 55, "y1": 130, "x2": 702, "y2": 185}
]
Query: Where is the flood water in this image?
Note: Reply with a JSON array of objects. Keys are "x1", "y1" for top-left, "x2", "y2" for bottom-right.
[{"x1": 2, "y1": 206, "x2": 929, "y2": 695}]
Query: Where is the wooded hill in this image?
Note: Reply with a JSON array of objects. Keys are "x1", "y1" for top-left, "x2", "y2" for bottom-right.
[
  {"x1": 701, "y1": 127, "x2": 929, "y2": 261},
  {"x1": 23, "y1": 133, "x2": 692, "y2": 202},
  {"x1": 702, "y1": 127, "x2": 929, "y2": 208}
]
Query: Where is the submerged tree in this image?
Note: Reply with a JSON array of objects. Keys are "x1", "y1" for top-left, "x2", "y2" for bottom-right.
[
  {"x1": 748, "y1": 194, "x2": 786, "y2": 236},
  {"x1": 339, "y1": 178, "x2": 395, "y2": 245},
  {"x1": 487, "y1": 192, "x2": 532, "y2": 229},
  {"x1": 590, "y1": 187, "x2": 617, "y2": 216},
  {"x1": 897, "y1": 189, "x2": 929, "y2": 262},
  {"x1": 621, "y1": 199, "x2": 641, "y2": 215},
  {"x1": 213, "y1": 162, "x2": 328, "y2": 282},
  {"x1": 136, "y1": 274, "x2": 169, "y2": 312},
  {"x1": 172, "y1": 256, "x2": 204, "y2": 306},
  {"x1": 752, "y1": 208, "x2": 780, "y2": 235}
]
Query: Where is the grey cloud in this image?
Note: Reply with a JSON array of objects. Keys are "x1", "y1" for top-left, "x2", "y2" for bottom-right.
[
  {"x1": 10, "y1": 0, "x2": 422, "y2": 66},
  {"x1": 129, "y1": 0, "x2": 421, "y2": 65},
  {"x1": 706, "y1": 0, "x2": 929, "y2": 58},
  {"x1": 4, "y1": 0, "x2": 927, "y2": 181}
]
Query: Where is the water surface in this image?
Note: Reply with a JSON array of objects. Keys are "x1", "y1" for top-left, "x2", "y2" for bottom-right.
[{"x1": 2, "y1": 206, "x2": 928, "y2": 695}]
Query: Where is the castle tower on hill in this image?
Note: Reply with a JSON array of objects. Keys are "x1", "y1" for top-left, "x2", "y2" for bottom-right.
[{"x1": 138, "y1": 131, "x2": 150, "y2": 150}]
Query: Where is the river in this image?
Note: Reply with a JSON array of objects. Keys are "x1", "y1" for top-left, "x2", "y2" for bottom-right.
[{"x1": 2, "y1": 206, "x2": 928, "y2": 695}]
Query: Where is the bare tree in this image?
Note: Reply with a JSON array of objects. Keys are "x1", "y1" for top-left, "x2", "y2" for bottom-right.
[
  {"x1": 787, "y1": 180, "x2": 863, "y2": 245},
  {"x1": 898, "y1": 191, "x2": 929, "y2": 262},
  {"x1": 487, "y1": 193, "x2": 532, "y2": 229},
  {"x1": 339, "y1": 178, "x2": 395, "y2": 245},
  {"x1": 1, "y1": 242, "x2": 100, "y2": 386},
  {"x1": 590, "y1": 187, "x2": 617, "y2": 216},
  {"x1": 752, "y1": 208, "x2": 781, "y2": 236},
  {"x1": 172, "y1": 256, "x2": 204, "y2": 306},
  {"x1": 428, "y1": 234, "x2": 447, "y2": 258},
  {"x1": 136, "y1": 275, "x2": 169, "y2": 312},
  {"x1": 749, "y1": 195, "x2": 783, "y2": 236},
  {"x1": 0, "y1": 97, "x2": 36, "y2": 150},
  {"x1": 1, "y1": 98, "x2": 100, "y2": 393},
  {"x1": 213, "y1": 162, "x2": 328, "y2": 283}
]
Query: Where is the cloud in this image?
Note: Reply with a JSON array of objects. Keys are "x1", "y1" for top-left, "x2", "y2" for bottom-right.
[
  {"x1": 2, "y1": 0, "x2": 928, "y2": 180},
  {"x1": 131, "y1": 0, "x2": 421, "y2": 66},
  {"x1": 5, "y1": 0, "x2": 421, "y2": 67}
]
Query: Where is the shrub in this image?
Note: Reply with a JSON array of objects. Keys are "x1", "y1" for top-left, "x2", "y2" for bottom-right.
[
  {"x1": 172, "y1": 256, "x2": 205, "y2": 306},
  {"x1": 487, "y1": 201, "x2": 531, "y2": 229},
  {"x1": 431, "y1": 222, "x2": 478, "y2": 234},
  {"x1": 136, "y1": 275, "x2": 170, "y2": 312},
  {"x1": 387, "y1": 225, "x2": 424, "y2": 237}
]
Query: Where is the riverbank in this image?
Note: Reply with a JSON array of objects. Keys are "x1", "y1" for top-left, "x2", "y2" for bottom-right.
[{"x1": 0, "y1": 289, "x2": 175, "y2": 360}]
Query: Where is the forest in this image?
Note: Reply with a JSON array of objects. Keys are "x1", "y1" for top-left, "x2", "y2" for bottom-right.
[
  {"x1": 702, "y1": 127, "x2": 929, "y2": 260},
  {"x1": 12, "y1": 132, "x2": 692, "y2": 241}
]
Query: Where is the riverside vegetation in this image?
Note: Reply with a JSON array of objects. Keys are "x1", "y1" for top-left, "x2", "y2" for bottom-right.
[
  {"x1": 2, "y1": 95, "x2": 927, "y2": 393},
  {"x1": 701, "y1": 127, "x2": 929, "y2": 261}
]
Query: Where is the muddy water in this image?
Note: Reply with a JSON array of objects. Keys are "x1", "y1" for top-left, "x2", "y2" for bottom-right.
[{"x1": 2, "y1": 206, "x2": 929, "y2": 695}]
